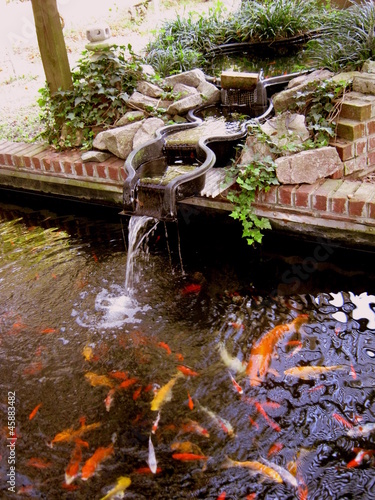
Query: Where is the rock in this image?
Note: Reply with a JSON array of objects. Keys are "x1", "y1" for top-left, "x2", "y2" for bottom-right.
[
  {"x1": 197, "y1": 80, "x2": 221, "y2": 105},
  {"x1": 362, "y1": 60, "x2": 375, "y2": 74},
  {"x1": 93, "y1": 121, "x2": 144, "y2": 159},
  {"x1": 275, "y1": 146, "x2": 343, "y2": 184},
  {"x1": 116, "y1": 110, "x2": 145, "y2": 127},
  {"x1": 164, "y1": 69, "x2": 206, "y2": 89},
  {"x1": 172, "y1": 83, "x2": 199, "y2": 98},
  {"x1": 140, "y1": 64, "x2": 156, "y2": 76},
  {"x1": 273, "y1": 69, "x2": 334, "y2": 113},
  {"x1": 353, "y1": 73, "x2": 375, "y2": 95},
  {"x1": 136, "y1": 80, "x2": 163, "y2": 98},
  {"x1": 260, "y1": 112, "x2": 310, "y2": 148},
  {"x1": 166, "y1": 94, "x2": 203, "y2": 115},
  {"x1": 238, "y1": 135, "x2": 275, "y2": 166},
  {"x1": 132, "y1": 117, "x2": 165, "y2": 149},
  {"x1": 81, "y1": 150, "x2": 112, "y2": 162},
  {"x1": 127, "y1": 91, "x2": 172, "y2": 112}
]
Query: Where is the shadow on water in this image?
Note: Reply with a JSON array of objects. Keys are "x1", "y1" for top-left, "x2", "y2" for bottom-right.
[{"x1": 0, "y1": 190, "x2": 375, "y2": 499}]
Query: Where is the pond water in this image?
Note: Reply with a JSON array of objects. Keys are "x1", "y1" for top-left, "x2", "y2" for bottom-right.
[{"x1": 1, "y1": 191, "x2": 375, "y2": 499}]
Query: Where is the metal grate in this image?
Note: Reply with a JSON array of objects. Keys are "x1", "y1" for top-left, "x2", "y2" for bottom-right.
[{"x1": 222, "y1": 88, "x2": 258, "y2": 107}]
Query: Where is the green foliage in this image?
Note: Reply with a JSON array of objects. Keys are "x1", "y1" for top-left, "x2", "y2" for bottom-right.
[
  {"x1": 226, "y1": 142, "x2": 278, "y2": 245},
  {"x1": 306, "y1": 0, "x2": 375, "y2": 71},
  {"x1": 37, "y1": 45, "x2": 145, "y2": 150}
]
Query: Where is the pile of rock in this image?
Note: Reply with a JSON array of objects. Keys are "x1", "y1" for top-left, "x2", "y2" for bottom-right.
[{"x1": 85, "y1": 68, "x2": 220, "y2": 161}]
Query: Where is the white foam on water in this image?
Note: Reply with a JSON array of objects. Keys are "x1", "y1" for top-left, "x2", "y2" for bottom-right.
[{"x1": 349, "y1": 292, "x2": 375, "y2": 330}]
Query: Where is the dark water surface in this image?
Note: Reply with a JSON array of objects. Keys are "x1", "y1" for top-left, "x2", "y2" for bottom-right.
[{"x1": 1, "y1": 191, "x2": 375, "y2": 499}]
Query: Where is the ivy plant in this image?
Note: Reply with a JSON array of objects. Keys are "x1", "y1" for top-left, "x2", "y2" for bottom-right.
[{"x1": 37, "y1": 45, "x2": 145, "y2": 150}]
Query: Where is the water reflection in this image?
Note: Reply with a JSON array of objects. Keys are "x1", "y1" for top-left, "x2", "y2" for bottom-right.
[{"x1": 0, "y1": 193, "x2": 375, "y2": 499}]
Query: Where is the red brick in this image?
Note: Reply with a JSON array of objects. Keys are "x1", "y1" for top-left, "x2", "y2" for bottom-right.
[
  {"x1": 368, "y1": 135, "x2": 375, "y2": 151},
  {"x1": 107, "y1": 165, "x2": 120, "y2": 181},
  {"x1": 32, "y1": 151, "x2": 51, "y2": 170},
  {"x1": 74, "y1": 162, "x2": 84, "y2": 176},
  {"x1": 344, "y1": 155, "x2": 367, "y2": 175},
  {"x1": 43, "y1": 158, "x2": 53, "y2": 172},
  {"x1": 63, "y1": 162, "x2": 73, "y2": 175},
  {"x1": 97, "y1": 165, "x2": 106, "y2": 179},
  {"x1": 18, "y1": 144, "x2": 49, "y2": 168},
  {"x1": 367, "y1": 150, "x2": 375, "y2": 167},
  {"x1": 294, "y1": 183, "x2": 320, "y2": 208},
  {"x1": 330, "y1": 180, "x2": 361, "y2": 215},
  {"x1": 262, "y1": 185, "x2": 278, "y2": 204},
  {"x1": 355, "y1": 138, "x2": 367, "y2": 156},
  {"x1": 336, "y1": 119, "x2": 366, "y2": 141},
  {"x1": 84, "y1": 163, "x2": 95, "y2": 177},
  {"x1": 367, "y1": 119, "x2": 375, "y2": 135},
  {"x1": 120, "y1": 166, "x2": 127, "y2": 181},
  {"x1": 312, "y1": 179, "x2": 342, "y2": 211},
  {"x1": 277, "y1": 185, "x2": 295, "y2": 206},
  {"x1": 348, "y1": 183, "x2": 375, "y2": 217},
  {"x1": 330, "y1": 140, "x2": 354, "y2": 162},
  {"x1": 368, "y1": 196, "x2": 375, "y2": 219},
  {"x1": 52, "y1": 159, "x2": 63, "y2": 173}
]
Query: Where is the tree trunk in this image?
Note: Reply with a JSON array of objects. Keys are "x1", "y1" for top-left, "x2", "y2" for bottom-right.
[{"x1": 30, "y1": 0, "x2": 72, "y2": 94}]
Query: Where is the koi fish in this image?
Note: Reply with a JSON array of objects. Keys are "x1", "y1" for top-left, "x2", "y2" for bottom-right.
[
  {"x1": 133, "y1": 466, "x2": 162, "y2": 474},
  {"x1": 133, "y1": 386, "x2": 142, "y2": 400},
  {"x1": 172, "y1": 453, "x2": 208, "y2": 461},
  {"x1": 177, "y1": 365, "x2": 199, "y2": 377},
  {"x1": 347, "y1": 448, "x2": 375, "y2": 468},
  {"x1": 347, "y1": 422, "x2": 375, "y2": 438},
  {"x1": 40, "y1": 328, "x2": 57, "y2": 334},
  {"x1": 181, "y1": 283, "x2": 201, "y2": 295},
  {"x1": 170, "y1": 441, "x2": 203, "y2": 455},
  {"x1": 84, "y1": 372, "x2": 115, "y2": 388},
  {"x1": 246, "y1": 314, "x2": 309, "y2": 386},
  {"x1": 150, "y1": 372, "x2": 183, "y2": 412},
  {"x1": 147, "y1": 434, "x2": 157, "y2": 474},
  {"x1": 81, "y1": 444, "x2": 114, "y2": 480},
  {"x1": 100, "y1": 476, "x2": 131, "y2": 500},
  {"x1": 228, "y1": 371, "x2": 243, "y2": 395},
  {"x1": 217, "y1": 342, "x2": 246, "y2": 374},
  {"x1": 29, "y1": 403, "x2": 42, "y2": 420},
  {"x1": 158, "y1": 342, "x2": 172, "y2": 355},
  {"x1": 217, "y1": 493, "x2": 226, "y2": 500},
  {"x1": 151, "y1": 412, "x2": 161, "y2": 434},
  {"x1": 253, "y1": 401, "x2": 281, "y2": 432},
  {"x1": 284, "y1": 365, "x2": 345, "y2": 380},
  {"x1": 50, "y1": 421, "x2": 101, "y2": 446},
  {"x1": 260, "y1": 457, "x2": 298, "y2": 488},
  {"x1": 65, "y1": 440, "x2": 85, "y2": 485},
  {"x1": 187, "y1": 391, "x2": 194, "y2": 410},
  {"x1": 82, "y1": 345, "x2": 94, "y2": 361},
  {"x1": 267, "y1": 442, "x2": 283, "y2": 457},
  {"x1": 332, "y1": 413, "x2": 353, "y2": 429},
  {"x1": 180, "y1": 419, "x2": 210, "y2": 438},
  {"x1": 222, "y1": 456, "x2": 283, "y2": 483},
  {"x1": 198, "y1": 403, "x2": 235, "y2": 437},
  {"x1": 118, "y1": 378, "x2": 138, "y2": 389},
  {"x1": 104, "y1": 388, "x2": 116, "y2": 412},
  {"x1": 26, "y1": 457, "x2": 52, "y2": 469},
  {"x1": 109, "y1": 370, "x2": 128, "y2": 381}
]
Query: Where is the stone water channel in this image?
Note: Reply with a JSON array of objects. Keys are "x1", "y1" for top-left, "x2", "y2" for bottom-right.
[{"x1": 1, "y1": 190, "x2": 375, "y2": 499}]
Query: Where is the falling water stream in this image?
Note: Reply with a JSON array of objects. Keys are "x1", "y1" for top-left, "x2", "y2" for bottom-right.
[{"x1": 1, "y1": 192, "x2": 375, "y2": 500}]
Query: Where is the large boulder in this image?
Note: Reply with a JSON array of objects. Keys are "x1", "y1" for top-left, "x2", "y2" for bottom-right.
[
  {"x1": 275, "y1": 146, "x2": 343, "y2": 184},
  {"x1": 164, "y1": 69, "x2": 206, "y2": 88},
  {"x1": 132, "y1": 117, "x2": 165, "y2": 149},
  {"x1": 93, "y1": 121, "x2": 144, "y2": 159},
  {"x1": 260, "y1": 112, "x2": 310, "y2": 148}
]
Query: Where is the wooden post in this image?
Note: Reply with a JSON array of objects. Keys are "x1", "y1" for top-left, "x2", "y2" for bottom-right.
[{"x1": 30, "y1": 0, "x2": 72, "y2": 93}]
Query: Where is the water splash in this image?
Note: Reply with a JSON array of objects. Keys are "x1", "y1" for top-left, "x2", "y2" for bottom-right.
[{"x1": 125, "y1": 215, "x2": 159, "y2": 295}]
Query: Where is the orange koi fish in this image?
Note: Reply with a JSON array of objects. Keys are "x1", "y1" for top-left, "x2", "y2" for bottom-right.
[
  {"x1": 347, "y1": 448, "x2": 375, "y2": 468},
  {"x1": 133, "y1": 386, "x2": 142, "y2": 400},
  {"x1": 217, "y1": 493, "x2": 226, "y2": 500},
  {"x1": 134, "y1": 466, "x2": 162, "y2": 474},
  {"x1": 85, "y1": 372, "x2": 116, "y2": 388},
  {"x1": 150, "y1": 372, "x2": 183, "y2": 412},
  {"x1": 65, "y1": 440, "x2": 85, "y2": 485},
  {"x1": 222, "y1": 456, "x2": 282, "y2": 483},
  {"x1": 108, "y1": 370, "x2": 129, "y2": 380},
  {"x1": 246, "y1": 314, "x2": 309, "y2": 386},
  {"x1": 260, "y1": 457, "x2": 298, "y2": 487},
  {"x1": 23, "y1": 362, "x2": 43, "y2": 376},
  {"x1": 284, "y1": 365, "x2": 345, "y2": 380},
  {"x1": 248, "y1": 416, "x2": 259, "y2": 429},
  {"x1": 172, "y1": 453, "x2": 208, "y2": 461},
  {"x1": 81, "y1": 444, "x2": 114, "y2": 481},
  {"x1": 170, "y1": 441, "x2": 203, "y2": 455},
  {"x1": 40, "y1": 328, "x2": 57, "y2": 334},
  {"x1": 181, "y1": 419, "x2": 210, "y2": 438},
  {"x1": 119, "y1": 378, "x2": 138, "y2": 389},
  {"x1": 50, "y1": 421, "x2": 101, "y2": 446},
  {"x1": 187, "y1": 391, "x2": 194, "y2": 410},
  {"x1": 26, "y1": 457, "x2": 52, "y2": 469},
  {"x1": 175, "y1": 353, "x2": 184, "y2": 362},
  {"x1": 29, "y1": 403, "x2": 42, "y2": 421},
  {"x1": 158, "y1": 342, "x2": 172, "y2": 355},
  {"x1": 177, "y1": 365, "x2": 199, "y2": 377},
  {"x1": 267, "y1": 442, "x2": 284, "y2": 457},
  {"x1": 61, "y1": 482, "x2": 80, "y2": 491},
  {"x1": 181, "y1": 283, "x2": 201, "y2": 295}
]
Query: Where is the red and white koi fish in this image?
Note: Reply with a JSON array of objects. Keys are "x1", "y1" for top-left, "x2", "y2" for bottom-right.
[
  {"x1": 198, "y1": 403, "x2": 235, "y2": 437},
  {"x1": 65, "y1": 439, "x2": 87, "y2": 485},
  {"x1": 81, "y1": 444, "x2": 114, "y2": 480},
  {"x1": 180, "y1": 419, "x2": 210, "y2": 438},
  {"x1": 227, "y1": 371, "x2": 243, "y2": 395},
  {"x1": 246, "y1": 315, "x2": 309, "y2": 386},
  {"x1": 147, "y1": 434, "x2": 157, "y2": 474},
  {"x1": 332, "y1": 413, "x2": 353, "y2": 429},
  {"x1": 217, "y1": 342, "x2": 246, "y2": 374},
  {"x1": 347, "y1": 422, "x2": 375, "y2": 438},
  {"x1": 151, "y1": 411, "x2": 161, "y2": 434},
  {"x1": 347, "y1": 448, "x2": 375, "y2": 468},
  {"x1": 104, "y1": 388, "x2": 116, "y2": 412}
]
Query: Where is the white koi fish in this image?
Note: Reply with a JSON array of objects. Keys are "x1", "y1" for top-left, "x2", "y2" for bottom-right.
[
  {"x1": 260, "y1": 457, "x2": 298, "y2": 488},
  {"x1": 147, "y1": 434, "x2": 157, "y2": 474},
  {"x1": 198, "y1": 403, "x2": 235, "y2": 437},
  {"x1": 217, "y1": 342, "x2": 246, "y2": 374}
]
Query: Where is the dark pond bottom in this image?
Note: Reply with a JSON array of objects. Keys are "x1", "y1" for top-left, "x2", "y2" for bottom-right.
[{"x1": 0, "y1": 190, "x2": 375, "y2": 500}]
